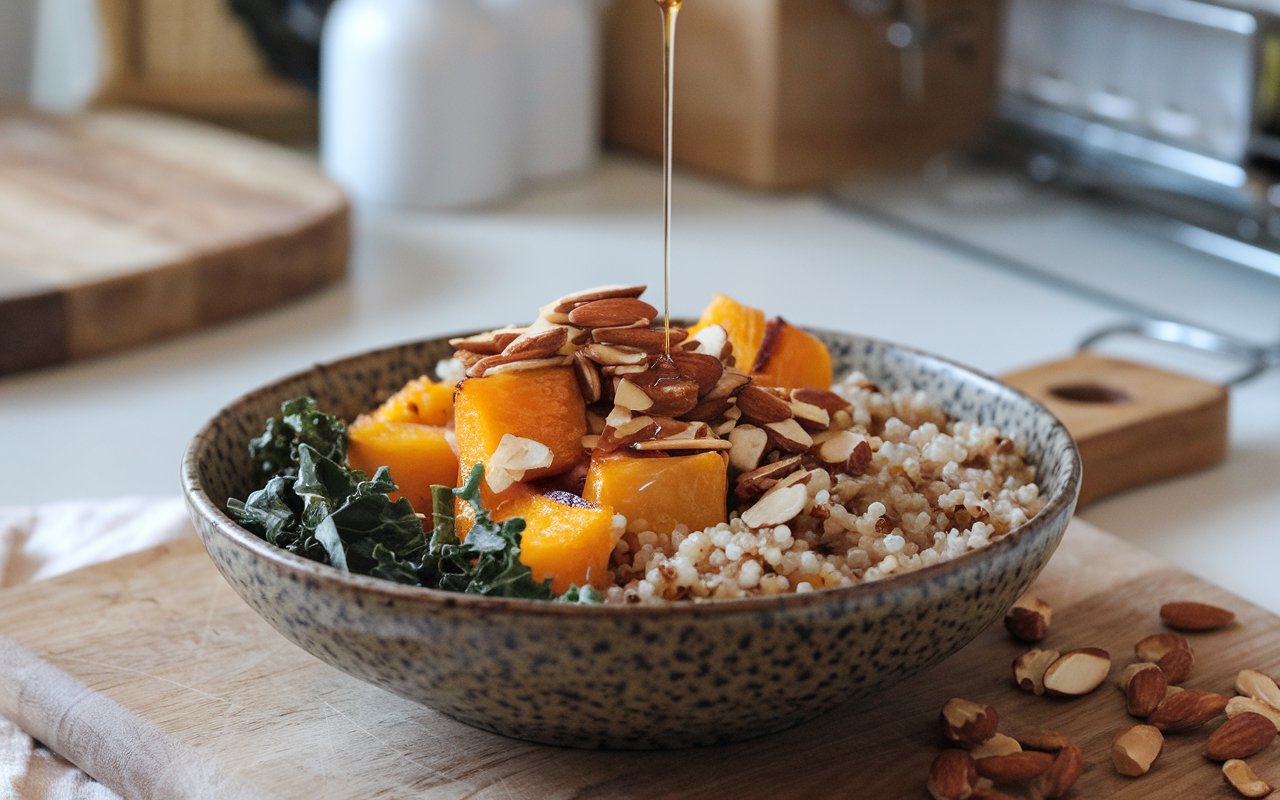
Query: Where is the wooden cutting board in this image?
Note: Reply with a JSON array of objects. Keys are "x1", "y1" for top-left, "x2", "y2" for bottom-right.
[
  {"x1": 1, "y1": 518, "x2": 1276, "y2": 799},
  {"x1": 0, "y1": 109, "x2": 348, "y2": 376}
]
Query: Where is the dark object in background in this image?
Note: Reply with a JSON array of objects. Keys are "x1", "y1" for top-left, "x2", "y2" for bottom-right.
[{"x1": 227, "y1": 0, "x2": 334, "y2": 93}]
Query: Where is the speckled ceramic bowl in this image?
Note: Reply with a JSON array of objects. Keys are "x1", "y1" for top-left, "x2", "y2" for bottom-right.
[{"x1": 181, "y1": 330, "x2": 1081, "y2": 749}]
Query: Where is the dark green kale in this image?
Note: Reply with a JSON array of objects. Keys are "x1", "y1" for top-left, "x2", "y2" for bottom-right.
[{"x1": 228, "y1": 397, "x2": 601, "y2": 603}]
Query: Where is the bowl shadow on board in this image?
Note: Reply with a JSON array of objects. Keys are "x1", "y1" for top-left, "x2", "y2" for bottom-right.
[{"x1": 181, "y1": 328, "x2": 1081, "y2": 750}]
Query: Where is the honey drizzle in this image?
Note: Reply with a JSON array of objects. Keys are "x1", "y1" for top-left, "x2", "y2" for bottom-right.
[{"x1": 657, "y1": 0, "x2": 682, "y2": 357}]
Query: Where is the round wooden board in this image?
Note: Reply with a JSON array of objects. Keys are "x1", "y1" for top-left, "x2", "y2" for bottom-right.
[{"x1": 0, "y1": 109, "x2": 349, "y2": 375}]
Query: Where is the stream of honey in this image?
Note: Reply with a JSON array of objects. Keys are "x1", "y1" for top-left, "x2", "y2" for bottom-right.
[{"x1": 656, "y1": 0, "x2": 682, "y2": 357}]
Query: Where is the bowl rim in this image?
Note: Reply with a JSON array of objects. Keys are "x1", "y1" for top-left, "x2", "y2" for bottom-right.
[{"x1": 181, "y1": 328, "x2": 1081, "y2": 618}]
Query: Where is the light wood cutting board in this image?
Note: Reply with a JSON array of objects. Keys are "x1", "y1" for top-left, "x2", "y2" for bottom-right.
[
  {"x1": 1, "y1": 518, "x2": 1276, "y2": 799},
  {"x1": 0, "y1": 109, "x2": 348, "y2": 376}
]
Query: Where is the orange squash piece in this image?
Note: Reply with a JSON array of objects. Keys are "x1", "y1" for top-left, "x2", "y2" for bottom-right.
[
  {"x1": 371, "y1": 376, "x2": 454, "y2": 427},
  {"x1": 583, "y1": 451, "x2": 727, "y2": 535},
  {"x1": 346, "y1": 417, "x2": 458, "y2": 513},
  {"x1": 690, "y1": 293, "x2": 767, "y2": 371},
  {"x1": 752, "y1": 318, "x2": 833, "y2": 390},
  {"x1": 453, "y1": 366, "x2": 588, "y2": 534},
  {"x1": 505, "y1": 491, "x2": 617, "y2": 593}
]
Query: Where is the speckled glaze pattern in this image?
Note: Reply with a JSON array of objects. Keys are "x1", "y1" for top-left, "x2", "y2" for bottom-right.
[{"x1": 181, "y1": 330, "x2": 1081, "y2": 750}]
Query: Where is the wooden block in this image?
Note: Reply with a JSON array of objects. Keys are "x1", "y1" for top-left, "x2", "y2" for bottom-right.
[{"x1": 1002, "y1": 353, "x2": 1229, "y2": 506}]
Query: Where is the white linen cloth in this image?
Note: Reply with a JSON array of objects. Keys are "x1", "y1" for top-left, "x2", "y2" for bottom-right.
[{"x1": 0, "y1": 497, "x2": 192, "y2": 800}]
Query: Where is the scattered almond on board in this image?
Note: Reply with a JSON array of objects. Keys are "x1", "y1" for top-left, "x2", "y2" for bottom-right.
[{"x1": 924, "y1": 597, "x2": 1279, "y2": 798}]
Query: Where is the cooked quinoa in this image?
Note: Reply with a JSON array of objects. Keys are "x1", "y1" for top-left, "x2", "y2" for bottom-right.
[{"x1": 603, "y1": 372, "x2": 1046, "y2": 603}]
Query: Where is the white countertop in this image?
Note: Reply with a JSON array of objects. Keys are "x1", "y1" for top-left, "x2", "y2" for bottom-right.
[{"x1": 3, "y1": 156, "x2": 1278, "y2": 611}]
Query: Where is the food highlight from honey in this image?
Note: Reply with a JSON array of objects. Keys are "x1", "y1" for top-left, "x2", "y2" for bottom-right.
[{"x1": 230, "y1": 287, "x2": 1045, "y2": 603}]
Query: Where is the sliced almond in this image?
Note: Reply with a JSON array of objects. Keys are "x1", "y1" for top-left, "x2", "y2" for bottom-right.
[
  {"x1": 1223, "y1": 759, "x2": 1274, "y2": 798},
  {"x1": 450, "y1": 328, "x2": 524, "y2": 355},
  {"x1": 927, "y1": 749, "x2": 977, "y2": 800},
  {"x1": 1042, "y1": 648, "x2": 1111, "y2": 697},
  {"x1": 971, "y1": 733, "x2": 1022, "y2": 760},
  {"x1": 631, "y1": 438, "x2": 732, "y2": 452},
  {"x1": 573, "y1": 351, "x2": 602, "y2": 404},
  {"x1": 592, "y1": 325, "x2": 688, "y2": 351},
  {"x1": 601, "y1": 364, "x2": 648, "y2": 377},
  {"x1": 683, "y1": 396, "x2": 734, "y2": 423},
  {"x1": 687, "y1": 323, "x2": 731, "y2": 361},
  {"x1": 552, "y1": 284, "x2": 647, "y2": 312},
  {"x1": 789, "y1": 400, "x2": 830, "y2": 431},
  {"x1": 1157, "y1": 645, "x2": 1195, "y2": 685},
  {"x1": 764, "y1": 418, "x2": 813, "y2": 453},
  {"x1": 735, "y1": 456, "x2": 804, "y2": 501},
  {"x1": 705, "y1": 368, "x2": 751, "y2": 401},
  {"x1": 1111, "y1": 724, "x2": 1163, "y2": 776},
  {"x1": 582, "y1": 343, "x2": 649, "y2": 366},
  {"x1": 1160, "y1": 600, "x2": 1236, "y2": 632},
  {"x1": 1004, "y1": 596, "x2": 1052, "y2": 643},
  {"x1": 714, "y1": 405, "x2": 742, "y2": 436},
  {"x1": 1148, "y1": 689, "x2": 1229, "y2": 732},
  {"x1": 471, "y1": 355, "x2": 570, "y2": 378},
  {"x1": 739, "y1": 483, "x2": 807, "y2": 529},
  {"x1": 818, "y1": 430, "x2": 861, "y2": 467},
  {"x1": 580, "y1": 434, "x2": 600, "y2": 450},
  {"x1": 1134, "y1": 632, "x2": 1192, "y2": 663},
  {"x1": 974, "y1": 751, "x2": 1053, "y2": 783},
  {"x1": 503, "y1": 326, "x2": 568, "y2": 359},
  {"x1": 728, "y1": 425, "x2": 769, "y2": 472},
  {"x1": 612, "y1": 414, "x2": 655, "y2": 439},
  {"x1": 485, "y1": 435, "x2": 553, "y2": 493},
  {"x1": 567, "y1": 297, "x2": 657, "y2": 328},
  {"x1": 1206, "y1": 712, "x2": 1279, "y2": 761},
  {"x1": 790, "y1": 387, "x2": 851, "y2": 416},
  {"x1": 736, "y1": 385, "x2": 794, "y2": 424},
  {"x1": 614, "y1": 379, "x2": 655, "y2": 412},
  {"x1": 1237, "y1": 670, "x2": 1280, "y2": 710},
  {"x1": 940, "y1": 698, "x2": 999, "y2": 748},
  {"x1": 1012, "y1": 648, "x2": 1059, "y2": 696},
  {"x1": 1227, "y1": 696, "x2": 1280, "y2": 730},
  {"x1": 1126, "y1": 664, "x2": 1169, "y2": 718},
  {"x1": 1034, "y1": 741, "x2": 1083, "y2": 799},
  {"x1": 668, "y1": 351, "x2": 725, "y2": 397}
]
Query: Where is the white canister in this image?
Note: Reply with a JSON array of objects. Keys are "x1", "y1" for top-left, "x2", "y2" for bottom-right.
[
  {"x1": 485, "y1": 0, "x2": 600, "y2": 181},
  {"x1": 321, "y1": 0, "x2": 518, "y2": 210}
]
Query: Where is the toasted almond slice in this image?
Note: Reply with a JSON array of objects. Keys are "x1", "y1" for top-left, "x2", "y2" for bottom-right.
[
  {"x1": 728, "y1": 425, "x2": 769, "y2": 472},
  {"x1": 940, "y1": 697, "x2": 999, "y2": 747},
  {"x1": 450, "y1": 328, "x2": 525, "y2": 355},
  {"x1": 632, "y1": 438, "x2": 732, "y2": 452},
  {"x1": 1223, "y1": 759, "x2": 1274, "y2": 798},
  {"x1": 538, "y1": 300, "x2": 572, "y2": 324},
  {"x1": 1237, "y1": 670, "x2": 1280, "y2": 710},
  {"x1": 714, "y1": 405, "x2": 742, "y2": 436},
  {"x1": 1126, "y1": 664, "x2": 1168, "y2": 718},
  {"x1": 818, "y1": 430, "x2": 859, "y2": 465},
  {"x1": 684, "y1": 396, "x2": 734, "y2": 423},
  {"x1": 615, "y1": 379, "x2": 655, "y2": 412},
  {"x1": 1160, "y1": 600, "x2": 1236, "y2": 632},
  {"x1": 740, "y1": 483, "x2": 807, "y2": 529},
  {"x1": 1004, "y1": 595, "x2": 1052, "y2": 643},
  {"x1": 582, "y1": 343, "x2": 649, "y2": 366},
  {"x1": 580, "y1": 434, "x2": 600, "y2": 450},
  {"x1": 503, "y1": 325, "x2": 569, "y2": 359},
  {"x1": 789, "y1": 400, "x2": 830, "y2": 431},
  {"x1": 485, "y1": 434, "x2": 553, "y2": 493},
  {"x1": 612, "y1": 414, "x2": 655, "y2": 439},
  {"x1": 688, "y1": 323, "x2": 731, "y2": 361},
  {"x1": 705, "y1": 368, "x2": 751, "y2": 401},
  {"x1": 568, "y1": 297, "x2": 658, "y2": 328},
  {"x1": 735, "y1": 456, "x2": 804, "y2": 501},
  {"x1": 736, "y1": 385, "x2": 794, "y2": 424},
  {"x1": 970, "y1": 733, "x2": 1022, "y2": 760},
  {"x1": 1227, "y1": 696, "x2": 1280, "y2": 729},
  {"x1": 552, "y1": 284, "x2": 647, "y2": 312},
  {"x1": 1148, "y1": 689, "x2": 1229, "y2": 731},
  {"x1": 470, "y1": 354, "x2": 570, "y2": 378},
  {"x1": 592, "y1": 325, "x2": 687, "y2": 350},
  {"x1": 573, "y1": 351, "x2": 603, "y2": 404},
  {"x1": 764, "y1": 418, "x2": 813, "y2": 453},
  {"x1": 927, "y1": 749, "x2": 977, "y2": 800},
  {"x1": 1012, "y1": 648, "x2": 1059, "y2": 696},
  {"x1": 790, "y1": 387, "x2": 851, "y2": 415},
  {"x1": 1042, "y1": 648, "x2": 1111, "y2": 697},
  {"x1": 1111, "y1": 725, "x2": 1163, "y2": 776},
  {"x1": 1206, "y1": 713, "x2": 1279, "y2": 761}
]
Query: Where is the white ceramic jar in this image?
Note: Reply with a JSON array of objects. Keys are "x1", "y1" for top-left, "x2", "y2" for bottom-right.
[
  {"x1": 484, "y1": 0, "x2": 600, "y2": 181},
  {"x1": 321, "y1": 0, "x2": 518, "y2": 210}
]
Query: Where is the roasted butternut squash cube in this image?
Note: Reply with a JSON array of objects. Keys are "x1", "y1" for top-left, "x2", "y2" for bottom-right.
[
  {"x1": 583, "y1": 451, "x2": 727, "y2": 535},
  {"x1": 346, "y1": 417, "x2": 458, "y2": 513},
  {"x1": 752, "y1": 318, "x2": 833, "y2": 390},
  {"x1": 690, "y1": 293, "x2": 766, "y2": 372},
  {"x1": 372, "y1": 376, "x2": 455, "y2": 427},
  {"x1": 506, "y1": 491, "x2": 617, "y2": 594}
]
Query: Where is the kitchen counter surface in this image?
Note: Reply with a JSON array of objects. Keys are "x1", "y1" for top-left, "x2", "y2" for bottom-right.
[{"x1": 2, "y1": 156, "x2": 1277, "y2": 610}]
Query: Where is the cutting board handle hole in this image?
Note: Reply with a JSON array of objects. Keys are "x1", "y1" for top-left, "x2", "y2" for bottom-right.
[{"x1": 1048, "y1": 383, "x2": 1132, "y2": 404}]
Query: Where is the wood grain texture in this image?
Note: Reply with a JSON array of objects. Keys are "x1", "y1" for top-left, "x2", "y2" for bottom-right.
[
  {"x1": 0, "y1": 109, "x2": 348, "y2": 375},
  {"x1": 1, "y1": 519, "x2": 1275, "y2": 799},
  {"x1": 1003, "y1": 354, "x2": 1229, "y2": 506}
]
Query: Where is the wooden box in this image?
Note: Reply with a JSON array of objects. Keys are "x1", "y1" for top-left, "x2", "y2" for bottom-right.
[{"x1": 603, "y1": 0, "x2": 999, "y2": 189}]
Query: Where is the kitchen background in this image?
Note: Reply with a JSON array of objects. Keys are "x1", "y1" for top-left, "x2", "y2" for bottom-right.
[{"x1": 1, "y1": 0, "x2": 1278, "y2": 603}]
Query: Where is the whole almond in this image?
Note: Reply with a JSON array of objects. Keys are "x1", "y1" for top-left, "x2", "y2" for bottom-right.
[
  {"x1": 1126, "y1": 666, "x2": 1169, "y2": 718},
  {"x1": 1034, "y1": 741, "x2": 1083, "y2": 799},
  {"x1": 971, "y1": 733, "x2": 1023, "y2": 760},
  {"x1": 1015, "y1": 729, "x2": 1073, "y2": 753},
  {"x1": 1148, "y1": 690, "x2": 1229, "y2": 731},
  {"x1": 1135, "y1": 632, "x2": 1192, "y2": 663},
  {"x1": 1237, "y1": 670, "x2": 1280, "y2": 710},
  {"x1": 975, "y1": 751, "x2": 1054, "y2": 782},
  {"x1": 736, "y1": 384, "x2": 794, "y2": 424},
  {"x1": 927, "y1": 749, "x2": 977, "y2": 800},
  {"x1": 790, "y1": 387, "x2": 851, "y2": 415},
  {"x1": 940, "y1": 697, "x2": 999, "y2": 748},
  {"x1": 1012, "y1": 648, "x2": 1060, "y2": 696},
  {"x1": 1223, "y1": 759, "x2": 1274, "y2": 798},
  {"x1": 1157, "y1": 646, "x2": 1195, "y2": 684},
  {"x1": 1206, "y1": 713, "x2": 1280, "y2": 761},
  {"x1": 1042, "y1": 648, "x2": 1111, "y2": 697},
  {"x1": 1004, "y1": 596, "x2": 1052, "y2": 643},
  {"x1": 668, "y1": 351, "x2": 725, "y2": 397},
  {"x1": 568, "y1": 297, "x2": 658, "y2": 328},
  {"x1": 1227, "y1": 696, "x2": 1280, "y2": 730},
  {"x1": 1112, "y1": 724, "x2": 1164, "y2": 776},
  {"x1": 592, "y1": 325, "x2": 688, "y2": 351},
  {"x1": 640, "y1": 379, "x2": 700, "y2": 417},
  {"x1": 1160, "y1": 600, "x2": 1236, "y2": 632}
]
